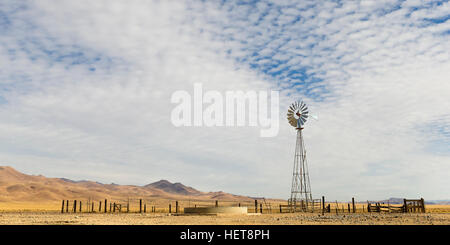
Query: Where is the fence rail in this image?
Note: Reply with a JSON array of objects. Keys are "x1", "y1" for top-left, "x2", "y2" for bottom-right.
[
  {"x1": 58, "y1": 197, "x2": 427, "y2": 214},
  {"x1": 367, "y1": 198, "x2": 425, "y2": 213}
]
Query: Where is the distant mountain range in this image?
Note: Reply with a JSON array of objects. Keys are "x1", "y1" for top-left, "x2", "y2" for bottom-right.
[
  {"x1": 1, "y1": 166, "x2": 447, "y2": 205},
  {"x1": 0, "y1": 166, "x2": 254, "y2": 202}
]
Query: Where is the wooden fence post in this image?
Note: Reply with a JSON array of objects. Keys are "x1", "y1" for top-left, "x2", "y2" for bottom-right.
[
  {"x1": 169, "y1": 204, "x2": 172, "y2": 213},
  {"x1": 79, "y1": 201, "x2": 82, "y2": 213},
  {"x1": 260, "y1": 203, "x2": 263, "y2": 213},
  {"x1": 421, "y1": 198, "x2": 425, "y2": 213},
  {"x1": 139, "y1": 199, "x2": 142, "y2": 213},
  {"x1": 113, "y1": 203, "x2": 116, "y2": 213},
  {"x1": 104, "y1": 199, "x2": 107, "y2": 213},
  {"x1": 99, "y1": 201, "x2": 102, "y2": 212},
  {"x1": 255, "y1": 200, "x2": 258, "y2": 213},
  {"x1": 176, "y1": 201, "x2": 179, "y2": 213},
  {"x1": 279, "y1": 204, "x2": 282, "y2": 213},
  {"x1": 73, "y1": 200, "x2": 77, "y2": 213},
  {"x1": 61, "y1": 200, "x2": 65, "y2": 213},
  {"x1": 352, "y1": 197, "x2": 355, "y2": 213},
  {"x1": 238, "y1": 203, "x2": 241, "y2": 207},
  {"x1": 215, "y1": 200, "x2": 218, "y2": 207},
  {"x1": 92, "y1": 202, "x2": 94, "y2": 213},
  {"x1": 109, "y1": 202, "x2": 112, "y2": 212},
  {"x1": 348, "y1": 203, "x2": 350, "y2": 213},
  {"x1": 403, "y1": 199, "x2": 407, "y2": 213},
  {"x1": 66, "y1": 200, "x2": 69, "y2": 213},
  {"x1": 144, "y1": 204, "x2": 147, "y2": 213},
  {"x1": 322, "y1": 196, "x2": 325, "y2": 215}
]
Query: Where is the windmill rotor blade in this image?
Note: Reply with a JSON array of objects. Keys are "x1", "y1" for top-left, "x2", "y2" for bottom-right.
[
  {"x1": 302, "y1": 114, "x2": 308, "y2": 119},
  {"x1": 301, "y1": 102, "x2": 306, "y2": 110},
  {"x1": 300, "y1": 117, "x2": 305, "y2": 125}
]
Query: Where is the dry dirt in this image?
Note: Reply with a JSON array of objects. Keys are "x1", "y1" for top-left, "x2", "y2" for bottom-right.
[{"x1": 0, "y1": 212, "x2": 449, "y2": 225}]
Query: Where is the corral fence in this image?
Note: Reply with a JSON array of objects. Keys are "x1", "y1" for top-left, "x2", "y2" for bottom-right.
[
  {"x1": 59, "y1": 197, "x2": 427, "y2": 214},
  {"x1": 367, "y1": 198, "x2": 425, "y2": 213},
  {"x1": 280, "y1": 199, "x2": 321, "y2": 213},
  {"x1": 60, "y1": 198, "x2": 274, "y2": 214}
]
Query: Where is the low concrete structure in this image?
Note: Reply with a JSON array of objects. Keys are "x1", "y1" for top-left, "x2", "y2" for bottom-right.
[{"x1": 184, "y1": 206, "x2": 248, "y2": 214}]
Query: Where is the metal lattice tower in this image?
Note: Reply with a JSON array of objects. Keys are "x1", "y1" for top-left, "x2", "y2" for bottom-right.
[
  {"x1": 289, "y1": 128, "x2": 312, "y2": 211},
  {"x1": 286, "y1": 101, "x2": 313, "y2": 212}
]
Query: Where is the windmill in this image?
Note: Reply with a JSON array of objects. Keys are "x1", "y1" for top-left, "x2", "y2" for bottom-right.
[{"x1": 287, "y1": 101, "x2": 313, "y2": 212}]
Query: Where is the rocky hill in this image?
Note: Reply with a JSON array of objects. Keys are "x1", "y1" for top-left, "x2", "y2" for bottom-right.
[{"x1": 0, "y1": 166, "x2": 253, "y2": 202}]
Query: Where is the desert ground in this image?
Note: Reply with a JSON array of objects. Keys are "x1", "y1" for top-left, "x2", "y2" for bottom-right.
[
  {"x1": 0, "y1": 204, "x2": 449, "y2": 225},
  {"x1": 0, "y1": 211, "x2": 449, "y2": 225}
]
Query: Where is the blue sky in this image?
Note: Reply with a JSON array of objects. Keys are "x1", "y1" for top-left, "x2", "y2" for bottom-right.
[{"x1": 0, "y1": 0, "x2": 449, "y2": 201}]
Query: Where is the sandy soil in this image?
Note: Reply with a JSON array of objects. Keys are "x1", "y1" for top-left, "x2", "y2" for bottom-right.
[{"x1": 0, "y1": 212, "x2": 449, "y2": 225}]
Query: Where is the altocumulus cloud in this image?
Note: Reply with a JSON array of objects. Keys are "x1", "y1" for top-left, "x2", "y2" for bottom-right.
[{"x1": 0, "y1": 0, "x2": 449, "y2": 200}]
